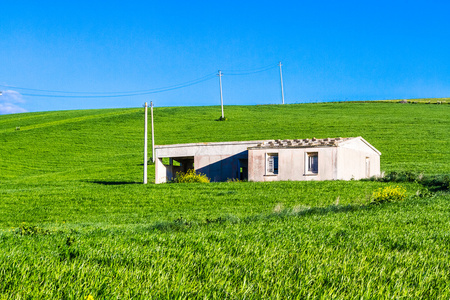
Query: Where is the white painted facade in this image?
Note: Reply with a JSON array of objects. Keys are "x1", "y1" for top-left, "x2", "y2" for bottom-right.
[
  {"x1": 154, "y1": 140, "x2": 264, "y2": 183},
  {"x1": 154, "y1": 137, "x2": 381, "y2": 183},
  {"x1": 247, "y1": 137, "x2": 381, "y2": 182}
]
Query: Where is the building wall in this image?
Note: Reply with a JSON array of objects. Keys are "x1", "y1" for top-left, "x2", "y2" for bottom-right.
[
  {"x1": 155, "y1": 140, "x2": 264, "y2": 158},
  {"x1": 155, "y1": 158, "x2": 194, "y2": 183},
  {"x1": 195, "y1": 152, "x2": 247, "y2": 182},
  {"x1": 155, "y1": 158, "x2": 170, "y2": 184},
  {"x1": 248, "y1": 147, "x2": 338, "y2": 182},
  {"x1": 248, "y1": 142, "x2": 380, "y2": 182},
  {"x1": 154, "y1": 141, "x2": 263, "y2": 183},
  {"x1": 336, "y1": 138, "x2": 381, "y2": 180},
  {"x1": 155, "y1": 138, "x2": 381, "y2": 183},
  {"x1": 336, "y1": 148, "x2": 380, "y2": 180}
]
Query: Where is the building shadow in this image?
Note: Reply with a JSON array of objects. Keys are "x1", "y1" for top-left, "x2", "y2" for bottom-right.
[
  {"x1": 87, "y1": 180, "x2": 141, "y2": 185},
  {"x1": 196, "y1": 151, "x2": 248, "y2": 182}
]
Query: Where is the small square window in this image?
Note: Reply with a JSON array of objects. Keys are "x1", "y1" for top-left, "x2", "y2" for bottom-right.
[
  {"x1": 305, "y1": 152, "x2": 318, "y2": 174},
  {"x1": 266, "y1": 153, "x2": 278, "y2": 175}
]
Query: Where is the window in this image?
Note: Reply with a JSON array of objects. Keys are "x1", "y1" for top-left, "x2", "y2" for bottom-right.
[
  {"x1": 266, "y1": 153, "x2": 278, "y2": 175},
  {"x1": 305, "y1": 152, "x2": 318, "y2": 174},
  {"x1": 365, "y1": 157, "x2": 370, "y2": 177}
]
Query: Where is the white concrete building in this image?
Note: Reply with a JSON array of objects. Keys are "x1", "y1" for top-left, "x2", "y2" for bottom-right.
[
  {"x1": 154, "y1": 137, "x2": 381, "y2": 183},
  {"x1": 247, "y1": 137, "x2": 381, "y2": 182}
]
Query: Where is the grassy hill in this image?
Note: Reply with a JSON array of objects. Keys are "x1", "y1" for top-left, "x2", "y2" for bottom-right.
[
  {"x1": 1, "y1": 102, "x2": 449, "y2": 183},
  {"x1": 0, "y1": 102, "x2": 449, "y2": 298}
]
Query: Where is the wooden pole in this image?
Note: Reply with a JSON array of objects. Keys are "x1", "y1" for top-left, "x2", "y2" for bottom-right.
[
  {"x1": 218, "y1": 70, "x2": 224, "y2": 119},
  {"x1": 143, "y1": 102, "x2": 148, "y2": 184},
  {"x1": 279, "y1": 62, "x2": 285, "y2": 104},
  {"x1": 151, "y1": 101, "x2": 155, "y2": 163}
]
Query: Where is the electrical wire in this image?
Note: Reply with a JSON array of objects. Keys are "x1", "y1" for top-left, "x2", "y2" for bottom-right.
[
  {"x1": 220, "y1": 64, "x2": 278, "y2": 76},
  {"x1": 0, "y1": 72, "x2": 217, "y2": 97},
  {"x1": 0, "y1": 63, "x2": 280, "y2": 99},
  {"x1": 6, "y1": 75, "x2": 216, "y2": 98}
]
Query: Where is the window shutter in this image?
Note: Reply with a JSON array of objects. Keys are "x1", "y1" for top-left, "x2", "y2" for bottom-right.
[
  {"x1": 306, "y1": 152, "x2": 318, "y2": 174},
  {"x1": 273, "y1": 156, "x2": 278, "y2": 173},
  {"x1": 311, "y1": 155, "x2": 318, "y2": 173},
  {"x1": 267, "y1": 156, "x2": 274, "y2": 173}
]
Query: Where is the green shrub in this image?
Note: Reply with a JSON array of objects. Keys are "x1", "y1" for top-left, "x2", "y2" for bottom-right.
[
  {"x1": 173, "y1": 169, "x2": 210, "y2": 183},
  {"x1": 371, "y1": 185, "x2": 407, "y2": 204},
  {"x1": 382, "y1": 171, "x2": 418, "y2": 182},
  {"x1": 226, "y1": 178, "x2": 245, "y2": 182},
  {"x1": 420, "y1": 175, "x2": 450, "y2": 192},
  {"x1": 378, "y1": 171, "x2": 449, "y2": 192},
  {"x1": 15, "y1": 223, "x2": 50, "y2": 236}
]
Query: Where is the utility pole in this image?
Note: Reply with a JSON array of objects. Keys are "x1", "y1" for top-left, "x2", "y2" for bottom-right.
[
  {"x1": 218, "y1": 70, "x2": 224, "y2": 119},
  {"x1": 278, "y1": 62, "x2": 285, "y2": 104},
  {"x1": 143, "y1": 102, "x2": 148, "y2": 184},
  {"x1": 151, "y1": 101, "x2": 155, "y2": 163}
]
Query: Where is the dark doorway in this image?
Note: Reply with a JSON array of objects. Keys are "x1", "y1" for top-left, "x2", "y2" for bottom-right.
[{"x1": 239, "y1": 159, "x2": 248, "y2": 181}]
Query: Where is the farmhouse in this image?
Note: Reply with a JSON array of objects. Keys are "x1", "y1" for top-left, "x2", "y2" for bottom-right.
[{"x1": 154, "y1": 137, "x2": 381, "y2": 183}]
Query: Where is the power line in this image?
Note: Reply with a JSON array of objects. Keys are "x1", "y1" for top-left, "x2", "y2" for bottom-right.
[
  {"x1": 220, "y1": 64, "x2": 278, "y2": 76},
  {"x1": 15, "y1": 75, "x2": 217, "y2": 98},
  {"x1": 0, "y1": 63, "x2": 281, "y2": 99},
  {"x1": 0, "y1": 73, "x2": 217, "y2": 97}
]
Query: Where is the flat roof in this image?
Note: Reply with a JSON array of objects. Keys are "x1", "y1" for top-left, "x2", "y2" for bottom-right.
[
  {"x1": 155, "y1": 140, "x2": 269, "y2": 149},
  {"x1": 248, "y1": 137, "x2": 353, "y2": 149},
  {"x1": 155, "y1": 137, "x2": 380, "y2": 155}
]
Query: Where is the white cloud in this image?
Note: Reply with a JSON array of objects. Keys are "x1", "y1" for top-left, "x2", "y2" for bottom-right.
[
  {"x1": 2, "y1": 90, "x2": 26, "y2": 103},
  {"x1": 0, "y1": 103, "x2": 28, "y2": 114},
  {"x1": 0, "y1": 90, "x2": 28, "y2": 114}
]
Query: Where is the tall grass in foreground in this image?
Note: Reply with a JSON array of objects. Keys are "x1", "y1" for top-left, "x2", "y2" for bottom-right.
[
  {"x1": 1, "y1": 194, "x2": 449, "y2": 299},
  {"x1": 0, "y1": 180, "x2": 423, "y2": 226}
]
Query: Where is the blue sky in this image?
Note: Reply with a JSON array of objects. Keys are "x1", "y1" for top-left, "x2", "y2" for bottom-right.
[{"x1": 1, "y1": 0, "x2": 449, "y2": 114}]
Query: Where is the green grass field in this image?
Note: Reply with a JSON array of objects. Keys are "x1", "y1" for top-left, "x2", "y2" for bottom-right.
[
  {"x1": 355, "y1": 97, "x2": 449, "y2": 104},
  {"x1": 0, "y1": 102, "x2": 449, "y2": 299}
]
